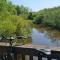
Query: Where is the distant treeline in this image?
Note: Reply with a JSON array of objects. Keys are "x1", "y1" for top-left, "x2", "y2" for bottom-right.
[
  {"x1": 28, "y1": 6, "x2": 60, "y2": 30},
  {"x1": 0, "y1": 0, "x2": 32, "y2": 38}
]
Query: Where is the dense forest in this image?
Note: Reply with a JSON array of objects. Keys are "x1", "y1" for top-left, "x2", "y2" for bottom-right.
[
  {"x1": 32, "y1": 6, "x2": 60, "y2": 30},
  {"x1": 0, "y1": 0, "x2": 32, "y2": 39}
]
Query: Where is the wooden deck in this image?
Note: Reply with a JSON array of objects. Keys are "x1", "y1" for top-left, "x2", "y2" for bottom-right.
[
  {"x1": 16, "y1": 44, "x2": 60, "y2": 51},
  {"x1": 0, "y1": 42, "x2": 60, "y2": 51},
  {"x1": 0, "y1": 43, "x2": 60, "y2": 60}
]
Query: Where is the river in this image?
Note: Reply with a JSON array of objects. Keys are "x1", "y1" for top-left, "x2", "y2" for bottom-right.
[
  {"x1": 17, "y1": 25, "x2": 59, "y2": 60},
  {"x1": 31, "y1": 25, "x2": 60, "y2": 47}
]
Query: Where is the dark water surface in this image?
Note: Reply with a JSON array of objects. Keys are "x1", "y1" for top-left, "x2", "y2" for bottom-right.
[{"x1": 31, "y1": 26, "x2": 60, "y2": 47}]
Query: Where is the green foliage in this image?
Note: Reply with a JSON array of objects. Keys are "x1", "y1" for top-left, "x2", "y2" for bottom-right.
[
  {"x1": 15, "y1": 5, "x2": 29, "y2": 16},
  {"x1": 15, "y1": 16, "x2": 32, "y2": 37},
  {"x1": 15, "y1": 5, "x2": 21, "y2": 15},
  {"x1": 33, "y1": 14, "x2": 43, "y2": 24},
  {"x1": 27, "y1": 12, "x2": 33, "y2": 20},
  {"x1": 33, "y1": 6, "x2": 60, "y2": 30},
  {"x1": 0, "y1": 21, "x2": 16, "y2": 38},
  {"x1": 0, "y1": 0, "x2": 32, "y2": 39}
]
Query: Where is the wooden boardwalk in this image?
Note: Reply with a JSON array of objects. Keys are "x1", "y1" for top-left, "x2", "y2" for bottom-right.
[
  {"x1": 16, "y1": 44, "x2": 60, "y2": 51},
  {"x1": 0, "y1": 43, "x2": 60, "y2": 60},
  {"x1": 0, "y1": 42, "x2": 60, "y2": 51}
]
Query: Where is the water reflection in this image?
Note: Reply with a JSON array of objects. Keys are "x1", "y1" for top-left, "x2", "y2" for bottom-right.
[{"x1": 31, "y1": 27, "x2": 60, "y2": 47}]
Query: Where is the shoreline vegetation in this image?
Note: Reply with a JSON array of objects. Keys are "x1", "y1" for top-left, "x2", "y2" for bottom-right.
[
  {"x1": 32, "y1": 7, "x2": 60, "y2": 31},
  {"x1": 0, "y1": 0, "x2": 32, "y2": 39},
  {"x1": 0, "y1": 0, "x2": 60, "y2": 45},
  {"x1": 0, "y1": 0, "x2": 33, "y2": 45}
]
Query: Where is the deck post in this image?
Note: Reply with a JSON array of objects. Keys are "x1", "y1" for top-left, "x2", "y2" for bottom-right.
[
  {"x1": 14, "y1": 53, "x2": 17, "y2": 60},
  {"x1": 22, "y1": 54, "x2": 25, "y2": 60},
  {"x1": 57, "y1": 57, "x2": 60, "y2": 60},
  {"x1": 29, "y1": 55, "x2": 33, "y2": 60},
  {"x1": 38, "y1": 56, "x2": 42, "y2": 60},
  {"x1": 47, "y1": 56, "x2": 51, "y2": 60}
]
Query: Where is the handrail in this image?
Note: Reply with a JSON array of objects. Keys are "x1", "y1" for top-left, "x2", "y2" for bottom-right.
[{"x1": 0, "y1": 46, "x2": 60, "y2": 60}]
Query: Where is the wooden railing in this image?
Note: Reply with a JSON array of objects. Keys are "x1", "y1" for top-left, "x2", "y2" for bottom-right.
[{"x1": 0, "y1": 46, "x2": 60, "y2": 60}]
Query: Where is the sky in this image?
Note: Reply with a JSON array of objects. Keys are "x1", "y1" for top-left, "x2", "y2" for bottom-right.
[{"x1": 10, "y1": 0, "x2": 60, "y2": 12}]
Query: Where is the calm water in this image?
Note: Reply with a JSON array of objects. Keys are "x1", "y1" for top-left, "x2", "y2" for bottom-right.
[{"x1": 31, "y1": 26, "x2": 60, "y2": 47}]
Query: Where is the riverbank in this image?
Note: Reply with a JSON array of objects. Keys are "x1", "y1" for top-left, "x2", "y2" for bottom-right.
[
  {"x1": 31, "y1": 24, "x2": 60, "y2": 47},
  {"x1": 33, "y1": 24, "x2": 60, "y2": 31}
]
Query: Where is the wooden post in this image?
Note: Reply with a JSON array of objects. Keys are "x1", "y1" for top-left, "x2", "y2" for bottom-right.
[
  {"x1": 38, "y1": 56, "x2": 42, "y2": 60},
  {"x1": 57, "y1": 57, "x2": 60, "y2": 60},
  {"x1": 29, "y1": 55, "x2": 33, "y2": 60},
  {"x1": 17, "y1": 54, "x2": 21, "y2": 60},
  {"x1": 22, "y1": 54, "x2": 25, "y2": 60},
  {"x1": 14, "y1": 53, "x2": 17, "y2": 60},
  {"x1": 47, "y1": 57, "x2": 51, "y2": 60}
]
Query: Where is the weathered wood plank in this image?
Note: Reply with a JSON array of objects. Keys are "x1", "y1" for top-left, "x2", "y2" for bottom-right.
[
  {"x1": 0, "y1": 45, "x2": 60, "y2": 60},
  {"x1": 22, "y1": 54, "x2": 25, "y2": 60},
  {"x1": 14, "y1": 53, "x2": 17, "y2": 60},
  {"x1": 47, "y1": 57, "x2": 51, "y2": 60},
  {"x1": 29, "y1": 55, "x2": 33, "y2": 60},
  {"x1": 57, "y1": 58, "x2": 60, "y2": 60},
  {"x1": 38, "y1": 56, "x2": 42, "y2": 60}
]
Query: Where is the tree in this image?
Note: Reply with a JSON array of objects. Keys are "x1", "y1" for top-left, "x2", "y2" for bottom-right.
[
  {"x1": 33, "y1": 6, "x2": 60, "y2": 30},
  {"x1": 0, "y1": 21, "x2": 16, "y2": 38},
  {"x1": 33, "y1": 14, "x2": 43, "y2": 24},
  {"x1": 15, "y1": 5, "x2": 21, "y2": 15},
  {"x1": 16, "y1": 23, "x2": 22, "y2": 36},
  {"x1": 27, "y1": 12, "x2": 33, "y2": 20}
]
